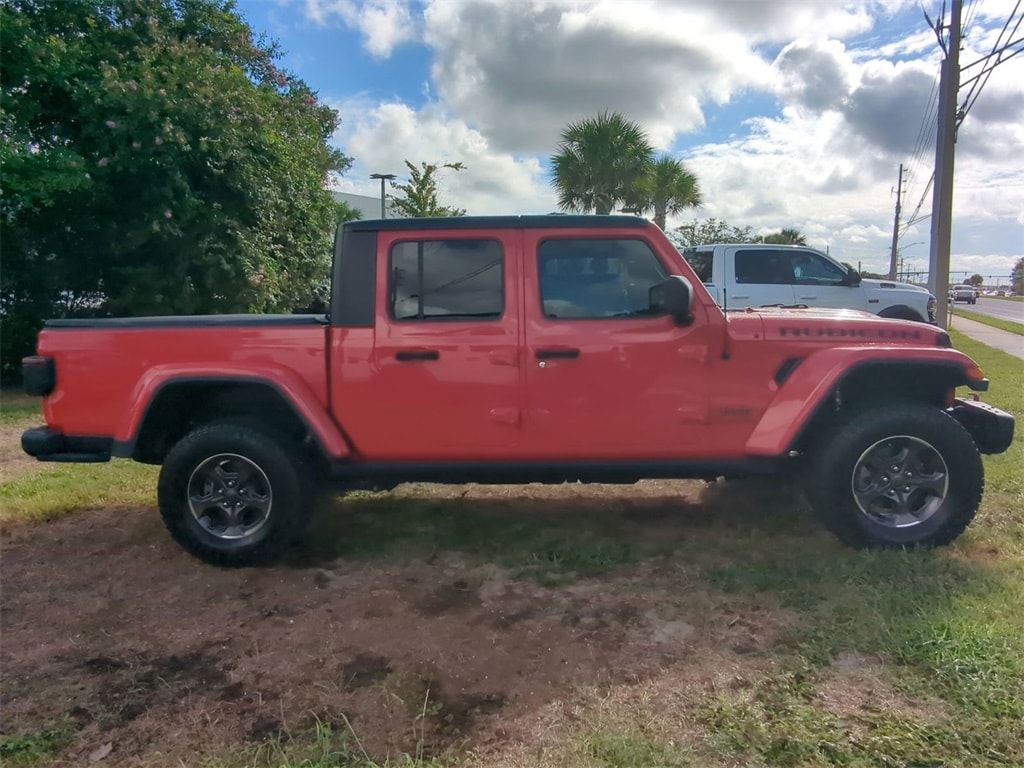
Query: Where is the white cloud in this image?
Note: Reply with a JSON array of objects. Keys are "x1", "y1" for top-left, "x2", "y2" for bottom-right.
[
  {"x1": 313, "y1": 0, "x2": 1022, "y2": 278},
  {"x1": 302, "y1": 0, "x2": 415, "y2": 57},
  {"x1": 330, "y1": 100, "x2": 558, "y2": 214}
]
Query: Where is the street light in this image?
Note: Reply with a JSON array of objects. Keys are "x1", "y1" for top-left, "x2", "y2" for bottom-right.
[{"x1": 369, "y1": 173, "x2": 396, "y2": 218}]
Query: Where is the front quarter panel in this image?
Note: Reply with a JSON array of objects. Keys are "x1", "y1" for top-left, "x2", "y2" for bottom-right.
[{"x1": 744, "y1": 346, "x2": 984, "y2": 456}]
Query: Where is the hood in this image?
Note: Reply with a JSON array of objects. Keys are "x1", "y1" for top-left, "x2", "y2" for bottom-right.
[
  {"x1": 725, "y1": 306, "x2": 950, "y2": 347},
  {"x1": 859, "y1": 277, "x2": 933, "y2": 296}
]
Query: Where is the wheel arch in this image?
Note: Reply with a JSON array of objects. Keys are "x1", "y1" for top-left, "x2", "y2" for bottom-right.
[
  {"x1": 746, "y1": 351, "x2": 987, "y2": 457},
  {"x1": 877, "y1": 304, "x2": 925, "y2": 322},
  {"x1": 116, "y1": 375, "x2": 347, "y2": 469}
]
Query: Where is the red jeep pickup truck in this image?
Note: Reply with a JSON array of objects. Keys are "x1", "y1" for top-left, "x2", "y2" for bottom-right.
[{"x1": 21, "y1": 215, "x2": 1014, "y2": 566}]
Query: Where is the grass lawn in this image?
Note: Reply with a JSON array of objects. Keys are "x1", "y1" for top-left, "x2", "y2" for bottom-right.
[
  {"x1": 0, "y1": 389, "x2": 41, "y2": 425},
  {"x1": 951, "y1": 307, "x2": 1024, "y2": 336}
]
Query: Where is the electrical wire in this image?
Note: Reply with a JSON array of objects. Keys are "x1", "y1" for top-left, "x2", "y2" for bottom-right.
[{"x1": 957, "y1": 1, "x2": 1022, "y2": 125}]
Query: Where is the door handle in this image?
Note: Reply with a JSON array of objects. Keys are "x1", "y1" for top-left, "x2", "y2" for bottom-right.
[
  {"x1": 395, "y1": 349, "x2": 440, "y2": 361},
  {"x1": 535, "y1": 347, "x2": 580, "y2": 359}
]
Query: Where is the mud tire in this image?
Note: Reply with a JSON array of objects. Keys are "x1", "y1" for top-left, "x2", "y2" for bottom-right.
[
  {"x1": 806, "y1": 403, "x2": 983, "y2": 548},
  {"x1": 158, "y1": 422, "x2": 313, "y2": 566}
]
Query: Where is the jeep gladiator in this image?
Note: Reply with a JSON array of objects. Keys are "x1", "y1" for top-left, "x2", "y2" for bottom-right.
[{"x1": 21, "y1": 215, "x2": 1015, "y2": 566}]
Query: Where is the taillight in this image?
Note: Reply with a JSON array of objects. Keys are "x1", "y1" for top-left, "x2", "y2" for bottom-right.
[{"x1": 22, "y1": 356, "x2": 55, "y2": 396}]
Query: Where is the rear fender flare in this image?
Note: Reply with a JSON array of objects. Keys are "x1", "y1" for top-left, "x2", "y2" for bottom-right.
[{"x1": 114, "y1": 364, "x2": 352, "y2": 460}]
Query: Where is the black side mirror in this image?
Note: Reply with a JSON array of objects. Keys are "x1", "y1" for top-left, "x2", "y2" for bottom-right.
[
  {"x1": 843, "y1": 268, "x2": 862, "y2": 287},
  {"x1": 650, "y1": 276, "x2": 693, "y2": 324}
]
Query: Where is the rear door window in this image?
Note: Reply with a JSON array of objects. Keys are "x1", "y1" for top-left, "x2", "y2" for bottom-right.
[{"x1": 389, "y1": 239, "x2": 503, "y2": 320}]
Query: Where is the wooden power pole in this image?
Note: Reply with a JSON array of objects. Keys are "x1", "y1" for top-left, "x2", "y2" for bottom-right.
[
  {"x1": 888, "y1": 163, "x2": 903, "y2": 280},
  {"x1": 927, "y1": 0, "x2": 962, "y2": 328}
]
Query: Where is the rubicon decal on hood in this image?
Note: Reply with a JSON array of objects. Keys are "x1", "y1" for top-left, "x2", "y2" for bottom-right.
[{"x1": 778, "y1": 326, "x2": 925, "y2": 340}]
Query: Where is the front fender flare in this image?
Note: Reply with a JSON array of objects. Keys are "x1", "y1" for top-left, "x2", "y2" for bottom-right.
[{"x1": 744, "y1": 346, "x2": 985, "y2": 457}]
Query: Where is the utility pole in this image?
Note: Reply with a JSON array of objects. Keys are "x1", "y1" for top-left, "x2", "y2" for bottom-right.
[
  {"x1": 888, "y1": 163, "x2": 903, "y2": 280},
  {"x1": 927, "y1": 0, "x2": 961, "y2": 328}
]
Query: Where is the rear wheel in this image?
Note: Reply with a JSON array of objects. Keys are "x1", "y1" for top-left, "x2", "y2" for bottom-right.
[
  {"x1": 806, "y1": 403, "x2": 983, "y2": 548},
  {"x1": 158, "y1": 422, "x2": 313, "y2": 566}
]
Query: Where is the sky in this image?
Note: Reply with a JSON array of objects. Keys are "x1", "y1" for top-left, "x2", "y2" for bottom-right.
[{"x1": 233, "y1": 0, "x2": 1024, "y2": 283}]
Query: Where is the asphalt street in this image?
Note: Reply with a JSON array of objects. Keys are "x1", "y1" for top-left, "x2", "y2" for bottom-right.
[{"x1": 953, "y1": 297, "x2": 1024, "y2": 323}]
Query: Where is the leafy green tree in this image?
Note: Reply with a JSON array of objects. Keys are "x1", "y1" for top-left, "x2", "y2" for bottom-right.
[
  {"x1": 762, "y1": 228, "x2": 807, "y2": 245},
  {"x1": 1012, "y1": 257, "x2": 1024, "y2": 295},
  {"x1": 387, "y1": 160, "x2": 466, "y2": 217},
  {"x1": 672, "y1": 218, "x2": 755, "y2": 247},
  {"x1": 0, "y1": 0, "x2": 352, "y2": 379},
  {"x1": 967, "y1": 273, "x2": 984, "y2": 286},
  {"x1": 550, "y1": 110, "x2": 654, "y2": 215},
  {"x1": 632, "y1": 154, "x2": 701, "y2": 230}
]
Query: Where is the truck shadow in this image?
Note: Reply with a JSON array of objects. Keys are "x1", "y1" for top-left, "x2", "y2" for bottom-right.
[{"x1": 287, "y1": 476, "x2": 817, "y2": 575}]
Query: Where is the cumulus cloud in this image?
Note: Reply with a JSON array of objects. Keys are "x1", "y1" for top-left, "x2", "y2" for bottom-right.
[
  {"x1": 331, "y1": 100, "x2": 558, "y2": 215},
  {"x1": 306, "y1": 0, "x2": 1021, "y2": 276},
  {"x1": 303, "y1": 0, "x2": 414, "y2": 57}
]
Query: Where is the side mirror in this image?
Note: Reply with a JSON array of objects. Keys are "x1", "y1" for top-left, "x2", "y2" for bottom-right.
[
  {"x1": 650, "y1": 275, "x2": 693, "y2": 324},
  {"x1": 843, "y1": 268, "x2": 862, "y2": 287}
]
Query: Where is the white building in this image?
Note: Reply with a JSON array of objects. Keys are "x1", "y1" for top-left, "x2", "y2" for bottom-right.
[{"x1": 331, "y1": 191, "x2": 395, "y2": 219}]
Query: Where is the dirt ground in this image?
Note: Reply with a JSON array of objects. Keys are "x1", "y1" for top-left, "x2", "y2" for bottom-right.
[
  {"x1": 0, "y1": 421, "x2": 38, "y2": 483},
  {"x1": 0, "y1": 477, "x2": 807, "y2": 767}
]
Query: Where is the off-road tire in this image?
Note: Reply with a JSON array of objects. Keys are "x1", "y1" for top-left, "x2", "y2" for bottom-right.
[
  {"x1": 806, "y1": 402, "x2": 983, "y2": 548},
  {"x1": 158, "y1": 422, "x2": 313, "y2": 566}
]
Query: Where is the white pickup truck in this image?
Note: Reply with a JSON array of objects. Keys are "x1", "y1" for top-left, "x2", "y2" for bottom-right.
[
  {"x1": 680, "y1": 243, "x2": 937, "y2": 323},
  {"x1": 950, "y1": 284, "x2": 978, "y2": 304}
]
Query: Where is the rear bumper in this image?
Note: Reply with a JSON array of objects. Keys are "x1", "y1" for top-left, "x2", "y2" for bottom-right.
[
  {"x1": 21, "y1": 427, "x2": 112, "y2": 463},
  {"x1": 948, "y1": 398, "x2": 1015, "y2": 454}
]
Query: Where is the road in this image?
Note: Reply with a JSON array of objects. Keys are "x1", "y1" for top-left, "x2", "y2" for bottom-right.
[{"x1": 954, "y1": 297, "x2": 1024, "y2": 323}]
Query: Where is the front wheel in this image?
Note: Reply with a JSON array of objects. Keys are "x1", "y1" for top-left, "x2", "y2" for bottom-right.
[
  {"x1": 158, "y1": 422, "x2": 313, "y2": 566},
  {"x1": 806, "y1": 403, "x2": 983, "y2": 548}
]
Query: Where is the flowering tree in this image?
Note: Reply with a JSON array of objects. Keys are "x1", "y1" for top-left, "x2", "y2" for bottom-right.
[
  {"x1": 388, "y1": 160, "x2": 467, "y2": 217},
  {"x1": 1, "y1": 0, "x2": 352, "y2": 378}
]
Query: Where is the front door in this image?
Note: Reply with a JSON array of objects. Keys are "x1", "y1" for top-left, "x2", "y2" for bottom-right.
[
  {"x1": 786, "y1": 249, "x2": 868, "y2": 311},
  {"x1": 521, "y1": 231, "x2": 712, "y2": 459},
  {"x1": 337, "y1": 228, "x2": 523, "y2": 461}
]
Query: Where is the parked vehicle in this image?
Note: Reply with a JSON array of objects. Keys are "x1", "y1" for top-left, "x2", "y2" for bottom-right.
[
  {"x1": 951, "y1": 284, "x2": 978, "y2": 304},
  {"x1": 681, "y1": 244, "x2": 936, "y2": 323},
  {"x1": 21, "y1": 215, "x2": 1013, "y2": 565}
]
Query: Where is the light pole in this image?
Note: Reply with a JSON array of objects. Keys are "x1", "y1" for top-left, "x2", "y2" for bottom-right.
[
  {"x1": 897, "y1": 241, "x2": 924, "y2": 282},
  {"x1": 369, "y1": 173, "x2": 396, "y2": 218}
]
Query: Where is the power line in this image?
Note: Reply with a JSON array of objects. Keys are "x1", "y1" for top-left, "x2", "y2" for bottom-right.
[
  {"x1": 957, "y1": 1, "x2": 1022, "y2": 126},
  {"x1": 901, "y1": 171, "x2": 935, "y2": 235},
  {"x1": 962, "y1": 0, "x2": 981, "y2": 39}
]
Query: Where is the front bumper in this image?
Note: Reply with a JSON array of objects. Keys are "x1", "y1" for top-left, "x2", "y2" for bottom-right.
[
  {"x1": 948, "y1": 398, "x2": 1015, "y2": 454},
  {"x1": 21, "y1": 427, "x2": 112, "y2": 462}
]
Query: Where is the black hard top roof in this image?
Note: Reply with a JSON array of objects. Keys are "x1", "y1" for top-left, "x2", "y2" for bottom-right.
[{"x1": 343, "y1": 214, "x2": 650, "y2": 232}]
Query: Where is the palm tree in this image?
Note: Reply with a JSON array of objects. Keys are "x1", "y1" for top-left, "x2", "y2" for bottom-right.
[
  {"x1": 632, "y1": 154, "x2": 701, "y2": 230},
  {"x1": 550, "y1": 111, "x2": 654, "y2": 215},
  {"x1": 762, "y1": 228, "x2": 807, "y2": 245}
]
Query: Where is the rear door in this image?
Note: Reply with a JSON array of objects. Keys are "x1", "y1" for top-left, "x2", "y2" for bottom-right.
[
  {"x1": 727, "y1": 247, "x2": 798, "y2": 308},
  {"x1": 520, "y1": 230, "x2": 712, "y2": 459},
  {"x1": 334, "y1": 227, "x2": 523, "y2": 460}
]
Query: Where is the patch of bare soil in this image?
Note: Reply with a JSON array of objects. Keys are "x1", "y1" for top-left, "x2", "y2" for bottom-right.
[
  {"x1": 0, "y1": 419, "x2": 41, "y2": 482},
  {"x1": 0, "y1": 482, "x2": 798, "y2": 767}
]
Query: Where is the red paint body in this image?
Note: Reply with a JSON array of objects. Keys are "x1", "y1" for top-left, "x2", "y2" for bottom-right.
[{"x1": 32, "y1": 218, "x2": 984, "y2": 465}]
